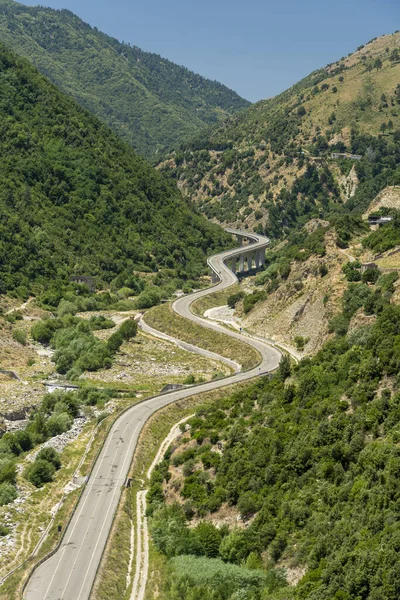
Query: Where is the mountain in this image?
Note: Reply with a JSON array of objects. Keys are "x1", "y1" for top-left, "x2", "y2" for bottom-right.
[
  {"x1": 0, "y1": 43, "x2": 230, "y2": 297},
  {"x1": 160, "y1": 32, "x2": 400, "y2": 229},
  {"x1": 0, "y1": 0, "x2": 250, "y2": 157}
]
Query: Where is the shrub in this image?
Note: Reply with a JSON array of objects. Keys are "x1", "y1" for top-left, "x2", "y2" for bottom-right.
[
  {"x1": 328, "y1": 314, "x2": 350, "y2": 335},
  {"x1": 0, "y1": 458, "x2": 17, "y2": 484},
  {"x1": 193, "y1": 522, "x2": 222, "y2": 557},
  {"x1": 135, "y1": 287, "x2": 162, "y2": 309},
  {"x1": 118, "y1": 318, "x2": 138, "y2": 340},
  {"x1": 237, "y1": 492, "x2": 260, "y2": 518},
  {"x1": 57, "y1": 299, "x2": 77, "y2": 317},
  {"x1": 25, "y1": 459, "x2": 56, "y2": 487},
  {"x1": 12, "y1": 329, "x2": 27, "y2": 345},
  {"x1": 243, "y1": 291, "x2": 266, "y2": 314},
  {"x1": 0, "y1": 482, "x2": 17, "y2": 506},
  {"x1": 227, "y1": 291, "x2": 245, "y2": 308},
  {"x1": 294, "y1": 335, "x2": 309, "y2": 351},
  {"x1": 37, "y1": 447, "x2": 61, "y2": 470},
  {"x1": 342, "y1": 261, "x2": 362, "y2": 282},
  {"x1": 88, "y1": 315, "x2": 115, "y2": 330},
  {"x1": 46, "y1": 412, "x2": 72, "y2": 437},
  {"x1": 362, "y1": 267, "x2": 380, "y2": 284},
  {"x1": 107, "y1": 332, "x2": 124, "y2": 353}
]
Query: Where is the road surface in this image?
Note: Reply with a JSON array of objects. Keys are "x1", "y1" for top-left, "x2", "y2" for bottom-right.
[{"x1": 24, "y1": 230, "x2": 281, "y2": 600}]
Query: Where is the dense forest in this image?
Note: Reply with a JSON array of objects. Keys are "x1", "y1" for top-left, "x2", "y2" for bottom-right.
[
  {"x1": 0, "y1": 0, "x2": 250, "y2": 157},
  {"x1": 0, "y1": 44, "x2": 231, "y2": 297},
  {"x1": 147, "y1": 269, "x2": 400, "y2": 599}
]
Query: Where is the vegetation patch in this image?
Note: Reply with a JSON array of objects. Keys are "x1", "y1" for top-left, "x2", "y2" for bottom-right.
[
  {"x1": 144, "y1": 267, "x2": 400, "y2": 598},
  {"x1": 144, "y1": 303, "x2": 260, "y2": 371}
]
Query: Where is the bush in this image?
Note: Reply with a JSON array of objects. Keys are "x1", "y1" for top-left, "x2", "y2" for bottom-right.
[
  {"x1": 227, "y1": 291, "x2": 245, "y2": 309},
  {"x1": 193, "y1": 522, "x2": 222, "y2": 557},
  {"x1": 342, "y1": 261, "x2": 362, "y2": 282},
  {"x1": 25, "y1": 459, "x2": 56, "y2": 487},
  {"x1": 294, "y1": 335, "x2": 309, "y2": 351},
  {"x1": 107, "y1": 332, "x2": 124, "y2": 353},
  {"x1": 118, "y1": 318, "x2": 138, "y2": 340},
  {"x1": 237, "y1": 492, "x2": 260, "y2": 518},
  {"x1": 328, "y1": 314, "x2": 350, "y2": 335},
  {"x1": 0, "y1": 482, "x2": 17, "y2": 506},
  {"x1": 57, "y1": 299, "x2": 77, "y2": 317},
  {"x1": 135, "y1": 287, "x2": 162, "y2": 309},
  {"x1": 88, "y1": 315, "x2": 115, "y2": 330},
  {"x1": 12, "y1": 329, "x2": 27, "y2": 345},
  {"x1": 46, "y1": 412, "x2": 72, "y2": 437},
  {"x1": 362, "y1": 267, "x2": 380, "y2": 284},
  {"x1": 36, "y1": 447, "x2": 61, "y2": 470},
  {"x1": 0, "y1": 458, "x2": 17, "y2": 483},
  {"x1": 243, "y1": 291, "x2": 266, "y2": 314}
]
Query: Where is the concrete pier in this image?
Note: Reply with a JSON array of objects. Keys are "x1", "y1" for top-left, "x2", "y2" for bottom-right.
[{"x1": 223, "y1": 228, "x2": 269, "y2": 280}]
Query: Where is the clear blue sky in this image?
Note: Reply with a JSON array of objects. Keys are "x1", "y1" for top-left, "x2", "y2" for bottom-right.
[{"x1": 23, "y1": 0, "x2": 399, "y2": 102}]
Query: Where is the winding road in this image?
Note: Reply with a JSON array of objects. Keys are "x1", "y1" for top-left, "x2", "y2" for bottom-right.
[{"x1": 24, "y1": 230, "x2": 281, "y2": 600}]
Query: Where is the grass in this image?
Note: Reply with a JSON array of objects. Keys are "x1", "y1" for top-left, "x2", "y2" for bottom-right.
[
  {"x1": 93, "y1": 383, "x2": 253, "y2": 600},
  {"x1": 191, "y1": 284, "x2": 241, "y2": 317},
  {"x1": 84, "y1": 331, "x2": 232, "y2": 392},
  {"x1": 375, "y1": 254, "x2": 400, "y2": 269},
  {"x1": 144, "y1": 303, "x2": 260, "y2": 371}
]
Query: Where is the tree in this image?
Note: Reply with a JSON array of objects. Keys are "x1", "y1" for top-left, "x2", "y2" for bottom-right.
[
  {"x1": 46, "y1": 413, "x2": 72, "y2": 437},
  {"x1": 25, "y1": 459, "x2": 56, "y2": 487},
  {"x1": 193, "y1": 522, "x2": 222, "y2": 557},
  {"x1": 37, "y1": 447, "x2": 61, "y2": 470},
  {"x1": 0, "y1": 482, "x2": 17, "y2": 506},
  {"x1": 0, "y1": 458, "x2": 17, "y2": 484},
  {"x1": 278, "y1": 355, "x2": 291, "y2": 380}
]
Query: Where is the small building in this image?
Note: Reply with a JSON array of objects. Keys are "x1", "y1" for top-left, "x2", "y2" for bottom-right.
[
  {"x1": 331, "y1": 153, "x2": 363, "y2": 161},
  {"x1": 361, "y1": 262, "x2": 378, "y2": 273},
  {"x1": 70, "y1": 275, "x2": 95, "y2": 292},
  {"x1": 368, "y1": 216, "x2": 393, "y2": 226}
]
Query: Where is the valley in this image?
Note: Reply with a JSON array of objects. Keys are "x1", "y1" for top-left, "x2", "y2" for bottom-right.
[{"x1": 1, "y1": 7, "x2": 400, "y2": 599}]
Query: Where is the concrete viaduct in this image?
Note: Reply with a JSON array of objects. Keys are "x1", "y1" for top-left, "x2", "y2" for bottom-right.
[{"x1": 210, "y1": 228, "x2": 268, "y2": 283}]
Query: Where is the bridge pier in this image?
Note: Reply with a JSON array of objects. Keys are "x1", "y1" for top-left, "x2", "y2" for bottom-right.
[
  {"x1": 210, "y1": 269, "x2": 219, "y2": 284},
  {"x1": 224, "y1": 228, "x2": 269, "y2": 279}
]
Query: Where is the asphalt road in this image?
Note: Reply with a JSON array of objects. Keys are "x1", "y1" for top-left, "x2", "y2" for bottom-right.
[{"x1": 24, "y1": 230, "x2": 281, "y2": 600}]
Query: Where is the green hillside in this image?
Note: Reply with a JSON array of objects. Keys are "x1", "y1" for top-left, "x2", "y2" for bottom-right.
[
  {"x1": 0, "y1": 43, "x2": 230, "y2": 297},
  {"x1": 148, "y1": 282, "x2": 400, "y2": 599},
  {"x1": 160, "y1": 32, "x2": 400, "y2": 229},
  {"x1": 0, "y1": 0, "x2": 250, "y2": 157}
]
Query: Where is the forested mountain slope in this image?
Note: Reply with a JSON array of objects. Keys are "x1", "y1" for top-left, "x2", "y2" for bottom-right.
[
  {"x1": 160, "y1": 32, "x2": 400, "y2": 228},
  {"x1": 148, "y1": 274, "x2": 400, "y2": 599},
  {"x1": 0, "y1": 0, "x2": 250, "y2": 157},
  {"x1": 0, "y1": 44, "x2": 230, "y2": 297}
]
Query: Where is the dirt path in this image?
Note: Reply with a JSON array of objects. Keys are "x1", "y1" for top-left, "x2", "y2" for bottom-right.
[
  {"x1": 5, "y1": 297, "x2": 34, "y2": 315},
  {"x1": 130, "y1": 415, "x2": 193, "y2": 600}
]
